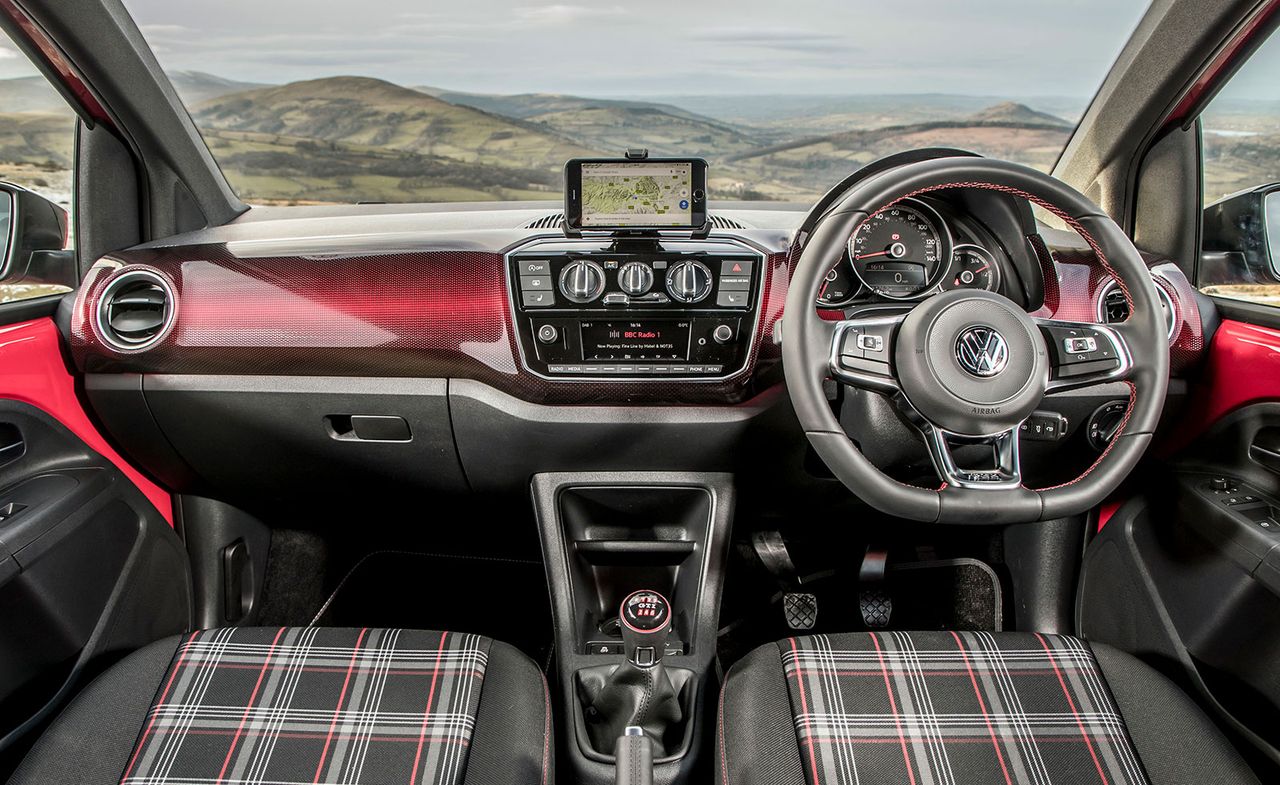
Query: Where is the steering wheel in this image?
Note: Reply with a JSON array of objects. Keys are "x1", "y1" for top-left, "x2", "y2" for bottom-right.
[{"x1": 784, "y1": 158, "x2": 1169, "y2": 524}]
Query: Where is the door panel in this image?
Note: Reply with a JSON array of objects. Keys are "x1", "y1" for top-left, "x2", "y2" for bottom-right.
[
  {"x1": 1080, "y1": 318, "x2": 1280, "y2": 773},
  {"x1": 0, "y1": 315, "x2": 188, "y2": 772}
]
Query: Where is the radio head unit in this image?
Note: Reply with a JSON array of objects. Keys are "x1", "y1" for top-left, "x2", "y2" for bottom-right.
[
  {"x1": 564, "y1": 157, "x2": 708, "y2": 232},
  {"x1": 508, "y1": 237, "x2": 763, "y2": 381}
]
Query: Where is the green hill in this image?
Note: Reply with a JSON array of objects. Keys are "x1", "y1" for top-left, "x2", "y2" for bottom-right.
[{"x1": 193, "y1": 76, "x2": 597, "y2": 170}]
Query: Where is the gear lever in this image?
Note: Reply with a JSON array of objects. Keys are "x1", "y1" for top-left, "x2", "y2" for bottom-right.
[
  {"x1": 577, "y1": 589, "x2": 686, "y2": 757},
  {"x1": 619, "y1": 590, "x2": 671, "y2": 667}
]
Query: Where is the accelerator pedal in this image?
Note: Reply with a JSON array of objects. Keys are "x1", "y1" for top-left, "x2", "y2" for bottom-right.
[{"x1": 858, "y1": 546, "x2": 893, "y2": 629}]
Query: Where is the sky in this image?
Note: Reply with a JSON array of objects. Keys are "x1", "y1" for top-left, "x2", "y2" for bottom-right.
[{"x1": 43, "y1": 0, "x2": 1159, "y2": 99}]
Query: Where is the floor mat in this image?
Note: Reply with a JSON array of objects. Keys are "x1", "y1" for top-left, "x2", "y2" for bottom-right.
[
  {"x1": 718, "y1": 557, "x2": 1003, "y2": 667},
  {"x1": 311, "y1": 549, "x2": 553, "y2": 667}
]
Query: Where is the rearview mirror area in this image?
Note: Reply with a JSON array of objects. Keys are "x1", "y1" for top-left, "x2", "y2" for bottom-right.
[{"x1": 0, "y1": 182, "x2": 75, "y2": 304}]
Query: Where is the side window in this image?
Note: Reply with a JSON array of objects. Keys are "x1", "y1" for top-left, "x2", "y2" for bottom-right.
[
  {"x1": 0, "y1": 27, "x2": 77, "y2": 305},
  {"x1": 1200, "y1": 34, "x2": 1280, "y2": 305}
]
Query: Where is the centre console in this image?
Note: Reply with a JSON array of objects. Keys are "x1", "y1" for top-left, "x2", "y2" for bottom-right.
[
  {"x1": 507, "y1": 237, "x2": 765, "y2": 380},
  {"x1": 532, "y1": 472, "x2": 734, "y2": 785}
]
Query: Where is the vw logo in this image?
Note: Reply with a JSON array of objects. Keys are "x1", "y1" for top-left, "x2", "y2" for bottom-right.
[{"x1": 955, "y1": 326, "x2": 1009, "y2": 377}]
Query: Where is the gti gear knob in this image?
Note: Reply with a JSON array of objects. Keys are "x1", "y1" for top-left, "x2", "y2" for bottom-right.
[{"x1": 619, "y1": 589, "x2": 671, "y2": 668}]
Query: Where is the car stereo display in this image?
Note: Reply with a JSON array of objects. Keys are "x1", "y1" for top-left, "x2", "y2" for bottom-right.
[
  {"x1": 565, "y1": 158, "x2": 707, "y2": 230},
  {"x1": 580, "y1": 320, "x2": 691, "y2": 361}
]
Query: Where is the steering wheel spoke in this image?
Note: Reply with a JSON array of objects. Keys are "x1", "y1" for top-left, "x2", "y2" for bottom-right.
[
  {"x1": 828, "y1": 313, "x2": 904, "y2": 393},
  {"x1": 923, "y1": 424, "x2": 1023, "y2": 490},
  {"x1": 1034, "y1": 317, "x2": 1133, "y2": 392}
]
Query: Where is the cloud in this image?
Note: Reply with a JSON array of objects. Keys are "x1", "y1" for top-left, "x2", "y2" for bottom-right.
[
  {"x1": 513, "y1": 5, "x2": 627, "y2": 25},
  {"x1": 689, "y1": 26, "x2": 848, "y2": 55}
]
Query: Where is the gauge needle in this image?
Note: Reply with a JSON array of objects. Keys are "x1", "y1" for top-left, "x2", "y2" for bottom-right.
[
  {"x1": 855, "y1": 251, "x2": 890, "y2": 260},
  {"x1": 818, "y1": 279, "x2": 831, "y2": 299}
]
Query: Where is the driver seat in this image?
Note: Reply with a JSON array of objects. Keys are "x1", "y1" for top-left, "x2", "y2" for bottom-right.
[{"x1": 717, "y1": 631, "x2": 1259, "y2": 785}]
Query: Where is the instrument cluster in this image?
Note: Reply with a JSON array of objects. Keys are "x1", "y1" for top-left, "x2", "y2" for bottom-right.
[{"x1": 815, "y1": 197, "x2": 1006, "y2": 307}]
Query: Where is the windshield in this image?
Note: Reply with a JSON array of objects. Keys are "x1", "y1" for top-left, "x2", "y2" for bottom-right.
[{"x1": 117, "y1": 0, "x2": 1150, "y2": 207}]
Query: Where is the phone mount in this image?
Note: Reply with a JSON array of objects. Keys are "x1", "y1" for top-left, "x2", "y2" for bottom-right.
[{"x1": 561, "y1": 150, "x2": 712, "y2": 240}]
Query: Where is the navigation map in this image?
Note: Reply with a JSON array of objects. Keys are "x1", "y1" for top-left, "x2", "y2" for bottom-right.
[{"x1": 580, "y1": 162, "x2": 692, "y2": 227}]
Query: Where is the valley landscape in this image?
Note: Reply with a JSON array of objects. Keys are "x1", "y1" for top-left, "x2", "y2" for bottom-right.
[{"x1": 0, "y1": 71, "x2": 1273, "y2": 208}]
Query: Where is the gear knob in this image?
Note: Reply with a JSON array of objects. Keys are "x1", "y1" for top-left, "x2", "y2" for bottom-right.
[{"x1": 619, "y1": 589, "x2": 671, "y2": 667}]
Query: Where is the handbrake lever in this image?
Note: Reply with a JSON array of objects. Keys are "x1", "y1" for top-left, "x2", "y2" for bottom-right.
[{"x1": 614, "y1": 726, "x2": 653, "y2": 785}]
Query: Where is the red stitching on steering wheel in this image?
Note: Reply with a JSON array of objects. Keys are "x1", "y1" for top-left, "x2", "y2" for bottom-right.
[{"x1": 852, "y1": 181, "x2": 1139, "y2": 495}]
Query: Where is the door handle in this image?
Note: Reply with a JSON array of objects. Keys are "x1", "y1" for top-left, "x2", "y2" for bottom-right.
[
  {"x1": 1248, "y1": 426, "x2": 1280, "y2": 474},
  {"x1": 0, "y1": 423, "x2": 24, "y2": 468}
]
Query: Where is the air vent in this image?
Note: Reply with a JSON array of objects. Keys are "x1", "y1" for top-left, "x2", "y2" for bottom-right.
[
  {"x1": 1097, "y1": 278, "x2": 1176, "y2": 340},
  {"x1": 96, "y1": 269, "x2": 175, "y2": 351},
  {"x1": 522, "y1": 213, "x2": 749, "y2": 230},
  {"x1": 524, "y1": 213, "x2": 564, "y2": 229}
]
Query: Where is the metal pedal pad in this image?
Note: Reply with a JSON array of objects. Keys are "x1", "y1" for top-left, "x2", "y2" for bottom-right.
[
  {"x1": 859, "y1": 588, "x2": 892, "y2": 629},
  {"x1": 783, "y1": 592, "x2": 818, "y2": 630}
]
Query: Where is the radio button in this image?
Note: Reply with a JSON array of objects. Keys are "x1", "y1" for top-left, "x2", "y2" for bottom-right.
[
  {"x1": 716, "y1": 291, "x2": 750, "y2": 308},
  {"x1": 522, "y1": 291, "x2": 555, "y2": 307}
]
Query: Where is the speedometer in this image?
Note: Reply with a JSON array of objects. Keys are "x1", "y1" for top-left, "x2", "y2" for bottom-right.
[{"x1": 848, "y1": 199, "x2": 948, "y2": 299}]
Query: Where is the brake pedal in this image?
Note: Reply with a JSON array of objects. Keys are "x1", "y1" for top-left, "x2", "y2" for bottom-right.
[
  {"x1": 783, "y1": 592, "x2": 818, "y2": 630},
  {"x1": 858, "y1": 546, "x2": 893, "y2": 629},
  {"x1": 751, "y1": 532, "x2": 819, "y2": 631}
]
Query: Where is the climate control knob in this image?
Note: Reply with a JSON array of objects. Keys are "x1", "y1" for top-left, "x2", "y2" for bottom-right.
[
  {"x1": 665, "y1": 260, "x2": 713, "y2": 304},
  {"x1": 618, "y1": 261, "x2": 654, "y2": 295},
  {"x1": 559, "y1": 259, "x2": 606, "y2": 303}
]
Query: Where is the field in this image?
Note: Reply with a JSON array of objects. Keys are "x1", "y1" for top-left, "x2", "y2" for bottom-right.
[{"x1": 0, "y1": 73, "x2": 1275, "y2": 211}]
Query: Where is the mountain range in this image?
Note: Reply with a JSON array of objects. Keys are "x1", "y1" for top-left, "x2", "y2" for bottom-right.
[{"x1": 0, "y1": 71, "x2": 1122, "y2": 205}]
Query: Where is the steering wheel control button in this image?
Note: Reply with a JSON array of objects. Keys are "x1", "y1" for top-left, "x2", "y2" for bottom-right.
[
  {"x1": 536, "y1": 324, "x2": 559, "y2": 344},
  {"x1": 1063, "y1": 336, "x2": 1098, "y2": 354},
  {"x1": 1020, "y1": 411, "x2": 1068, "y2": 441}
]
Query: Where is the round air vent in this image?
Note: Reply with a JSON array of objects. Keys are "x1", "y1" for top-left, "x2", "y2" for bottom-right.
[
  {"x1": 95, "y1": 269, "x2": 176, "y2": 351},
  {"x1": 1097, "y1": 277, "x2": 1176, "y2": 340}
]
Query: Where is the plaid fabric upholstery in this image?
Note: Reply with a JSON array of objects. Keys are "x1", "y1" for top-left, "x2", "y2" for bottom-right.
[
  {"x1": 780, "y1": 631, "x2": 1151, "y2": 785},
  {"x1": 119, "y1": 627, "x2": 491, "y2": 785}
]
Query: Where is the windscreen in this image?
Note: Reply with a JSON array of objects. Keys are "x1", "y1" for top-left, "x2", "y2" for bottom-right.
[{"x1": 108, "y1": 0, "x2": 1151, "y2": 206}]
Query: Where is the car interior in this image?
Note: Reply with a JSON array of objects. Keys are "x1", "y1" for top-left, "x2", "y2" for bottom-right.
[{"x1": 2, "y1": 0, "x2": 1280, "y2": 783}]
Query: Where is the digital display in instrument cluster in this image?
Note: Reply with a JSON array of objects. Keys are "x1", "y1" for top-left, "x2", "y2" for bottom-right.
[{"x1": 580, "y1": 320, "x2": 691, "y2": 361}]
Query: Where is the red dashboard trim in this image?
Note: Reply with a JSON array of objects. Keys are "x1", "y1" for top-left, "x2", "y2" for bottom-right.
[
  {"x1": 1166, "y1": 319, "x2": 1280, "y2": 451},
  {"x1": 70, "y1": 244, "x2": 789, "y2": 405},
  {"x1": 0, "y1": 318, "x2": 172, "y2": 524}
]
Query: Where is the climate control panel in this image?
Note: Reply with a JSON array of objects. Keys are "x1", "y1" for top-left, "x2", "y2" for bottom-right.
[{"x1": 507, "y1": 237, "x2": 764, "y2": 380}]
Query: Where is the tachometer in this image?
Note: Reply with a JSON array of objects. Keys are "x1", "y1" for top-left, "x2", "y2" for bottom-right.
[
  {"x1": 816, "y1": 257, "x2": 862, "y2": 306},
  {"x1": 941, "y1": 244, "x2": 999, "y2": 292},
  {"x1": 848, "y1": 199, "x2": 948, "y2": 299}
]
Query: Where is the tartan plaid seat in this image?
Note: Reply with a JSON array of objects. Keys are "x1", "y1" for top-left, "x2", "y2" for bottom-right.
[
  {"x1": 717, "y1": 631, "x2": 1259, "y2": 785},
  {"x1": 10, "y1": 627, "x2": 551, "y2": 785}
]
